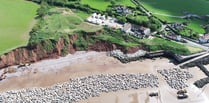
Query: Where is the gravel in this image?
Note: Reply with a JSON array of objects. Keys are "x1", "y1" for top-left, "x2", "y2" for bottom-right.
[
  {"x1": 0, "y1": 73, "x2": 158, "y2": 103},
  {"x1": 158, "y1": 68, "x2": 193, "y2": 90}
]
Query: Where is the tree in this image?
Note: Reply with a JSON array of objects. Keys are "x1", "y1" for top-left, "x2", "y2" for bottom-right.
[
  {"x1": 110, "y1": 0, "x2": 116, "y2": 6},
  {"x1": 117, "y1": 16, "x2": 127, "y2": 23},
  {"x1": 58, "y1": 0, "x2": 68, "y2": 7},
  {"x1": 37, "y1": 2, "x2": 50, "y2": 18},
  {"x1": 150, "y1": 24, "x2": 158, "y2": 31}
]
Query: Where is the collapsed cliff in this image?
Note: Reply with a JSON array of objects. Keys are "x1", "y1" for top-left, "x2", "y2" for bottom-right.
[{"x1": 0, "y1": 33, "x2": 142, "y2": 69}]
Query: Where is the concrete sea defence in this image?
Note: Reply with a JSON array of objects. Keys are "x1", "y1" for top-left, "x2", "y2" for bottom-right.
[
  {"x1": 0, "y1": 73, "x2": 158, "y2": 102},
  {"x1": 158, "y1": 68, "x2": 193, "y2": 90},
  {"x1": 107, "y1": 50, "x2": 147, "y2": 63}
]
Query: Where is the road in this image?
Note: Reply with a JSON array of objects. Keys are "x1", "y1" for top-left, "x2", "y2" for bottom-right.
[
  {"x1": 178, "y1": 52, "x2": 209, "y2": 67},
  {"x1": 183, "y1": 39, "x2": 209, "y2": 50}
]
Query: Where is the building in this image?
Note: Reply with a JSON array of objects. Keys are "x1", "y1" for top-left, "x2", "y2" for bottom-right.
[
  {"x1": 165, "y1": 34, "x2": 182, "y2": 41},
  {"x1": 87, "y1": 13, "x2": 105, "y2": 25},
  {"x1": 122, "y1": 23, "x2": 132, "y2": 33},
  {"x1": 122, "y1": 23, "x2": 151, "y2": 38},
  {"x1": 115, "y1": 6, "x2": 132, "y2": 15},
  {"x1": 131, "y1": 24, "x2": 151, "y2": 35},
  {"x1": 100, "y1": 15, "x2": 106, "y2": 20},
  {"x1": 87, "y1": 13, "x2": 123, "y2": 29},
  {"x1": 199, "y1": 34, "x2": 209, "y2": 43},
  {"x1": 167, "y1": 23, "x2": 185, "y2": 30},
  {"x1": 92, "y1": 13, "x2": 97, "y2": 18}
]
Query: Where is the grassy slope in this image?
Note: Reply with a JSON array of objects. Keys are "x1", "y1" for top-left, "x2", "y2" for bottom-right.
[
  {"x1": 141, "y1": 38, "x2": 203, "y2": 54},
  {"x1": 0, "y1": 0, "x2": 39, "y2": 55},
  {"x1": 140, "y1": 0, "x2": 209, "y2": 33},
  {"x1": 29, "y1": 7, "x2": 102, "y2": 45},
  {"x1": 46, "y1": 8, "x2": 102, "y2": 33},
  {"x1": 81, "y1": 0, "x2": 135, "y2": 11}
]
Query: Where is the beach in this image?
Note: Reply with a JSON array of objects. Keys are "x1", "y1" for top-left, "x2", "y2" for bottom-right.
[
  {"x1": 0, "y1": 51, "x2": 208, "y2": 103},
  {"x1": 0, "y1": 51, "x2": 174, "y2": 92}
]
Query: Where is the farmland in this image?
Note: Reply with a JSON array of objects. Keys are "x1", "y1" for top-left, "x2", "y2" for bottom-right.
[
  {"x1": 0, "y1": 0, "x2": 39, "y2": 55},
  {"x1": 139, "y1": 0, "x2": 209, "y2": 33},
  {"x1": 81, "y1": 0, "x2": 135, "y2": 11}
]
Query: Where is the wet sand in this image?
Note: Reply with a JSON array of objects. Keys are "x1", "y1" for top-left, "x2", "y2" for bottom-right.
[{"x1": 0, "y1": 51, "x2": 208, "y2": 103}]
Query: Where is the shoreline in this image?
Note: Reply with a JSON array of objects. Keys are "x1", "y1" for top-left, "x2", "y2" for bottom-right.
[{"x1": 0, "y1": 51, "x2": 208, "y2": 103}]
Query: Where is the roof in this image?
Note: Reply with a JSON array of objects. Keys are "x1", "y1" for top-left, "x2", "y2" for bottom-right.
[
  {"x1": 140, "y1": 26, "x2": 148, "y2": 31},
  {"x1": 132, "y1": 24, "x2": 149, "y2": 31},
  {"x1": 200, "y1": 34, "x2": 209, "y2": 40},
  {"x1": 123, "y1": 23, "x2": 132, "y2": 31}
]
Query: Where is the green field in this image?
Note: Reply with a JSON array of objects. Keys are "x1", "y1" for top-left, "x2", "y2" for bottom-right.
[
  {"x1": 81, "y1": 0, "x2": 135, "y2": 11},
  {"x1": 0, "y1": 0, "x2": 39, "y2": 55},
  {"x1": 140, "y1": 0, "x2": 209, "y2": 33}
]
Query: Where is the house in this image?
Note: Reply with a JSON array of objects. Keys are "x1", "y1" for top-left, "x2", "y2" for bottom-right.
[
  {"x1": 167, "y1": 23, "x2": 184, "y2": 30},
  {"x1": 122, "y1": 23, "x2": 151, "y2": 38},
  {"x1": 95, "y1": 14, "x2": 101, "y2": 19},
  {"x1": 100, "y1": 15, "x2": 106, "y2": 20},
  {"x1": 140, "y1": 27, "x2": 151, "y2": 35},
  {"x1": 122, "y1": 23, "x2": 132, "y2": 33},
  {"x1": 115, "y1": 6, "x2": 132, "y2": 15},
  {"x1": 165, "y1": 34, "x2": 182, "y2": 41},
  {"x1": 87, "y1": 13, "x2": 123, "y2": 29},
  {"x1": 131, "y1": 24, "x2": 151, "y2": 36},
  {"x1": 199, "y1": 34, "x2": 209, "y2": 43},
  {"x1": 92, "y1": 13, "x2": 97, "y2": 18},
  {"x1": 87, "y1": 13, "x2": 106, "y2": 25}
]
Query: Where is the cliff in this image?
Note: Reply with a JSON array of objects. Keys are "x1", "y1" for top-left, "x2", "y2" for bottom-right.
[{"x1": 0, "y1": 33, "x2": 142, "y2": 69}]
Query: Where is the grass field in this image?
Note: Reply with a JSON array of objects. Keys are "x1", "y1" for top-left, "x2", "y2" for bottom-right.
[
  {"x1": 0, "y1": 0, "x2": 39, "y2": 55},
  {"x1": 155, "y1": 15, "x2": 205, "y2": 33},
  {"x1": 81, "y1": 0, "x2": 135, "y2": 11},
  {"x1": 140, "y1": 0, "x2": 209, "y2": 33}
]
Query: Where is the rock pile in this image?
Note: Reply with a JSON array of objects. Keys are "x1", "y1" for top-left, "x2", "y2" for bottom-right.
[
  {"x1": 107, "y1": 50, "x2": 147, "y2": 63},
  {"x1": 158, "y1": 68, "x2": 193, "y2": 90},
  {"x1": 0, "y1": 73, "x2": 158, "y2": 102}
]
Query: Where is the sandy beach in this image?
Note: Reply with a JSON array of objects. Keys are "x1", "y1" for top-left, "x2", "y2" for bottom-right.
[
  {"x1": 0, "y1": 51, "x2": 174, "y2": 92},
  {"x1": 0, "y1": 51, "x2": 208, "y2": 103}
]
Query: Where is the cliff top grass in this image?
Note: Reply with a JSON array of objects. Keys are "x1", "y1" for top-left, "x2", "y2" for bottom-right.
[
  {"x1": 81, "y1": 0, "x2": 135, "y2": 11},
  {"x1": 45, "y1": 7, "x2": 102, "y2": 34},
  {"x1": 28, "y1": 7, "x2": 102, "y2": 46},
  {"x1": 0, "y1": 0, "x2": 39, "y2": 55}
]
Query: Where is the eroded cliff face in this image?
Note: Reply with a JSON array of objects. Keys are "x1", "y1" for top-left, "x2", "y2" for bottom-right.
[
  {"x1": 0, "y1": 33, "x2": 142, "y2": 69},
  {"x1": 0, "y1": 35, "x2": 77, "y2": 69}
]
